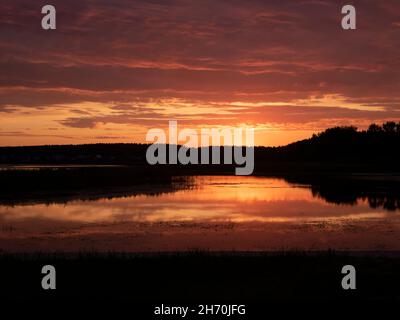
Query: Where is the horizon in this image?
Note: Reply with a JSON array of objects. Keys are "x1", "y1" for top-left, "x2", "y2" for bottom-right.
[{"x1": 0, "y1": 120, "x2": 398, "y2": 149}]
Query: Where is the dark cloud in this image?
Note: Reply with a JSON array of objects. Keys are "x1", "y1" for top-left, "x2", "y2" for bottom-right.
[
  {"x1": 59, "y1": 104, "x2": 400, "y2": 129},
  {"x1": 1, "y1": 0, "x2": 400, "y2": 144}
]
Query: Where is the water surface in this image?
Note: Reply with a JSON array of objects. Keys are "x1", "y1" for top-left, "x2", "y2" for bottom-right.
[{"x1": 1, "y1": 176, "x2": 399, "y2": 252}]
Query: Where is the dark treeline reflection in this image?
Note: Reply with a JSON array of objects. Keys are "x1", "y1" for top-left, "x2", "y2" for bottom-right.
[
  {"x1": 0, "y1": 167, "x2": 194, "y2": 206},
  {"x1": 284, "y1": 175, "x2": 400, "y2": 212},
  {"x1": 368, "y1": 195, "x2": 400, "y2": 211},
  {"x1": 311, "y1": 188, "x2": 400, "y2": 211},
  {"x1": 1, "y1": 166, "x2": 399, "y2": 212},
  {"x1": 0, "y1": 184, "x2": 187, "y2": 206}
]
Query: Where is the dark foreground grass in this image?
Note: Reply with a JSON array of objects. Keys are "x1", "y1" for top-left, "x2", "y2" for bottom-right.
[
  {"x1": 2, "y1": 251, "x2": 399, "y2": 318},
  {"x1": 1, "y1": 251, "x2": 399, "y2": 302}
]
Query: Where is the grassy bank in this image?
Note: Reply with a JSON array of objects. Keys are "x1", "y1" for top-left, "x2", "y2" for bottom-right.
[{"x1": 1, "y1": 251, "x2": 399, "y2": 302}]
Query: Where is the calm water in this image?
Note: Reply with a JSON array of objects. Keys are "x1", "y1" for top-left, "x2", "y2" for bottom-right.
[{"x1": 1, "y1": 176, "x2": 400, "y2": 252}]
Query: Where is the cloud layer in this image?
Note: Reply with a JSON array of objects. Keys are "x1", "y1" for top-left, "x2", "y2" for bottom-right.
[{"x1": 1, "y1": 0, "x2": 400, "y2": 146}]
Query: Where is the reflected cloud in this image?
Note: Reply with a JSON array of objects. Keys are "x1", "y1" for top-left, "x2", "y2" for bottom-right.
[{"x1": 1, "y1": 175, "x2": 399, "y2": 252}]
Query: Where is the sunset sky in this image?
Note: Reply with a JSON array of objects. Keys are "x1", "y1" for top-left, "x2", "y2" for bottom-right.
[{"x1": 1, "y1": 0, "x2": 400, "y2": 147}]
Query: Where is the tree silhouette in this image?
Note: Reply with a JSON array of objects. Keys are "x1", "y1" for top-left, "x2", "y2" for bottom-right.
[
  {"x1": 367, "y1": 123, "x2": 383, "y2": 134},
  {"x1": 383, "y1": 121, "x2": 397, "y2": 134}
]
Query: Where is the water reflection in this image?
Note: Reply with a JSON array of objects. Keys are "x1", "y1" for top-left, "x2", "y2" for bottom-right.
[
  {"x1": 0, "y1": 176, "x2": 398, "y2": 223},
  {"x1": 1, "y1": 174, "x2": 399, "y2": 211},
  {"x1": 1, "y1": 176, "x2": 399, "y2": 252}
]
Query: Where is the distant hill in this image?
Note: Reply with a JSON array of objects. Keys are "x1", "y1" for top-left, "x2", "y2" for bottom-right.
[{"x1": 1, "y1": 122, "x2": 400, "y2": 170}]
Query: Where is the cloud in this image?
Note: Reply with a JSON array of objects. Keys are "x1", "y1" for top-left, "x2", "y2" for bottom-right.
[{"x1": 1, "y1": 0, "x2": 400, "y2": 145}]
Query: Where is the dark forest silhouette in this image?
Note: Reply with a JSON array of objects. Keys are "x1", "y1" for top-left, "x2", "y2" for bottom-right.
[
  {"x1": 1, "y1": 121, "x2": 400, "y2": 167},
  {"x1": 255, "y1": 121, "x2": 400, "y2": 164}
]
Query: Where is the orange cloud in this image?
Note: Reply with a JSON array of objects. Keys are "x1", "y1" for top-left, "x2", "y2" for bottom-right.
[{"x1": 1, "y1": 0, "x2": 400, "y2": 146}]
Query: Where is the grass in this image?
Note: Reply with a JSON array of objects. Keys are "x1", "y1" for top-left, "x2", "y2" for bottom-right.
[{"x1": 1, "y1": 251, "x2": 399, "y2": 302}]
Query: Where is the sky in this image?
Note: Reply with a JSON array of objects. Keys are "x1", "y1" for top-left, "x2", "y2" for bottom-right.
[{"x1": 1, "y1": 0, "x2": 400, "y2": 147}]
